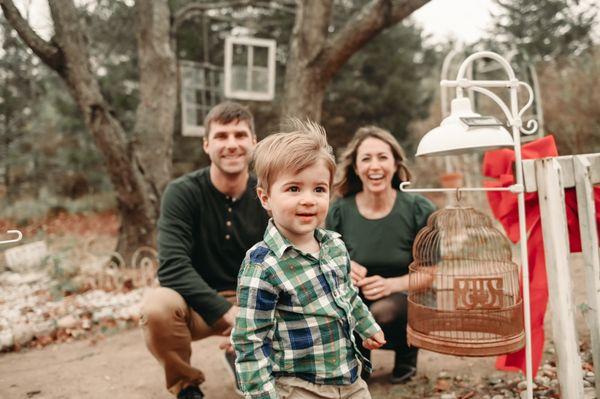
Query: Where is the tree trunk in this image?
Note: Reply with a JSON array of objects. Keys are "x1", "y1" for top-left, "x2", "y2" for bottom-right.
[
  {"x1": 282, "y1": 0, "x2": 431, "y2": 121},
  {"x1": 133, "y1": 0, "x2": 177, "y2": 197},
  {"x1": 282, "y1": 0, "x2": 332, "y2": 120},
  {"x1": 1, "y1": 0, "x2": 179, "y2": 262},
  {"x1": 282, "y1": 65, "x2": 328, "y2": 121},
  {"x1": 46, "y1": 0, "x2": 162, "y2": 263}
]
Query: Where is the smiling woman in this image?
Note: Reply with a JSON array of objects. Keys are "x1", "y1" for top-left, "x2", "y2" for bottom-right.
[{"x1": 326, "y1": 125, "x2": 436, "y2": 384}]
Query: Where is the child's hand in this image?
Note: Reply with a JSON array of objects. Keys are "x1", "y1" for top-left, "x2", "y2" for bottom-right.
[
  {"x1": 362, "y1": 331, "x2": 386, "y2": 350},
  {"x1": 350, "y1": 261, "x2": 367, "y2": 285},
  {"x1": 219, "y1": 339, "x2": 234, "y2": 353}
]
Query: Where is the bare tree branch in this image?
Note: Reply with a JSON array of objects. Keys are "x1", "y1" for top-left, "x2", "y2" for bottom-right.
[
  {"x1": 0, "y1": 0, "x2": 64, "y2": 70},
  {"x1": 320, "y1": 0, "x2": 430, "y2": 82},
  {"x1": 171, "y1": 0, "x2": 255, "y2": 37}
]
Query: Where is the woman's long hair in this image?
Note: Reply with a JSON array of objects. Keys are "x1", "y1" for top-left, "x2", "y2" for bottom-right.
[{"x1": 334, "y1": 126, "x2": 411, "y2": 198}]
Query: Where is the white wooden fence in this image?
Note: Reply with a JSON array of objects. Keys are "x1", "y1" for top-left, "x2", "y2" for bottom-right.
[{"x1": 523, "y1": 153, "x2": 600, "y2": 399}]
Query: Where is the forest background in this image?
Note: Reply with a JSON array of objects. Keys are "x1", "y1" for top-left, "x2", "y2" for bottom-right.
[{"x1": 1, "y1": 0, "x2": 599, "y2": 258}]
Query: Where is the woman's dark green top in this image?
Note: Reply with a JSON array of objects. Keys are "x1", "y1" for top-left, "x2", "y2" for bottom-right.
[{"x1": 326, "y1": 190, "x2": 435, "y2": 279}]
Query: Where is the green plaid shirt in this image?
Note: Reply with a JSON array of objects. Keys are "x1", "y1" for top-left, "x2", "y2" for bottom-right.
[{"x1": 232, "y1": 220, "x2": 381, "y2": 399}]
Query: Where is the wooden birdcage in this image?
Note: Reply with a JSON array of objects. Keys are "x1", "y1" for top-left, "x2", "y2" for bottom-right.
[{"x1": 407, "y1": 207, "x2": 525, "y2": 356}]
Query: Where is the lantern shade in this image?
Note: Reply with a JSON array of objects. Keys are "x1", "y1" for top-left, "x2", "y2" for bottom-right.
[{"x1": 416, "y1": 97, "x2": 514, "y2": 157}]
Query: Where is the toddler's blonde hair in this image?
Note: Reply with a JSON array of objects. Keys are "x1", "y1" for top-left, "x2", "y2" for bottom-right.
[{"x1": 253, "y1": 119, "x2": 336, "y2": 192}]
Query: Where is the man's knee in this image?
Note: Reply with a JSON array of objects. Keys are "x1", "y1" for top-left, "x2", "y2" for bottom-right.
[
  {"x1": 140, "y1": 287, "x2": 187, "y2": 327},
  {"x1": 371, "y1": 307, "x2": 396, "y2": 326}
]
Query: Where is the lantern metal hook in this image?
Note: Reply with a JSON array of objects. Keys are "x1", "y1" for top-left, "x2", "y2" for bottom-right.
[{"x1": 0, "y1": 230, "x2": 23, "y2": 245}]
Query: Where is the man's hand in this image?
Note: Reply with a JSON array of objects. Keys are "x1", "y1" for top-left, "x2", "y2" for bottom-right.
[
  {"x1": 217, "y1": 305, "x2": 239, "y2": 353},
  {"x1": 214, "y1": 305, "x2": 239, "y2": 336},
  {"x1": 355, "y1": 275, "x2": 391, "y2": 300},
  {"x1": 219, "y1": 305, "x2": 239, "y2": 336},
  {"x1": 362, "y1": 330, "x2": 386, "y2": 350},
  {"x1": 350, "y1": 260, "x2": 367, "y2": 286}
]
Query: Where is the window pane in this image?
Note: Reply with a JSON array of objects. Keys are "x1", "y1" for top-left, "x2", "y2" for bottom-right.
[
  {"x1": 232, "y1": 44, "x2": 248, "y2": 66},
  {"x1": 231, "y1": 65, "x2": 248, "y2": 91},
  {"x1": 184, "y1": 88, "x2": 196, "y2": 103},
  {"x1": 185, "y1": 106, "x2": 198, "y2": 126},
  {"x1": 252, "y1": 45, "x2": 269, "y2": 68},
  {"x1": 195, "y1": 106, "x2": 205, "y2": 126},
  {"x1": 194, "y1": 69, "x2": 206, "y2": 88},
  {"x1": 250, "y1": 67, "x2": 269, "y2": 93},
  {"x1": 182, "y1": 67, "x2": 194, "y2": 83}
]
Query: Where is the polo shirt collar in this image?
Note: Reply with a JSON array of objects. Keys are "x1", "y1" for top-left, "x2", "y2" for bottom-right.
[{"x1": 263, "y1": 219, "x2": 341, "y2": 259}]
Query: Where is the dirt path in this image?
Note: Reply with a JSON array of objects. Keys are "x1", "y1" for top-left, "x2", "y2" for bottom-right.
[
  {"x1": 0, "y1": 254, "x2": 591, "y2": 399},
  {"x1": 0, "y1": 326, "x2": 510, "y2": 399}
]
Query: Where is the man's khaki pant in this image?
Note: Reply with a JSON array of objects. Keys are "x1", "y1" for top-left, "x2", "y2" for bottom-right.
[
  {"x1": 275, "y1": 376, "x2": 372, "y2": 399},
  {"x1": 139, "y1": 287, "x2": 235, "y2": 396}
]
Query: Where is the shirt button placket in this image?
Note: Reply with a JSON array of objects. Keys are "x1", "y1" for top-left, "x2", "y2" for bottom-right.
[{"x1": 225, "y1": 199, "x2": 233, "y2": 240}]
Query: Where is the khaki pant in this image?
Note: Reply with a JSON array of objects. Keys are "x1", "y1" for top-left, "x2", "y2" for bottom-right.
[
  {"x1": 275, "y1": 376, "x2": 372, "y2": 399},
  {"x1": 139, "y1": 287, "x2": 235, "y2": 396}
]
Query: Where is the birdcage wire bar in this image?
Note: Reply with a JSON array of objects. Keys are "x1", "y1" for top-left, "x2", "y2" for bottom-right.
[{"x1": 407, "y1": 207, "x2": 525, "y2": 356}]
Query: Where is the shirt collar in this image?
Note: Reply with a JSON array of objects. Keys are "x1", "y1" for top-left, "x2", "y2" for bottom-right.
[{"x1": 263, "y1": 219, "x2": 341, "y2": 259}]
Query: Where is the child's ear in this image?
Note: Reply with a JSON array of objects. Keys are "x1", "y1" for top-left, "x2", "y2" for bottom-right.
[{"x1": 256, "y1": 187, "x2": 271, "y2": 211}]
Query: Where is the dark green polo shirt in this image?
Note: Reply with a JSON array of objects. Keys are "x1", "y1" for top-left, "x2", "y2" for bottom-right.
[{"x1": 157, "y1": 167, "x2": 269, "y2": 325}]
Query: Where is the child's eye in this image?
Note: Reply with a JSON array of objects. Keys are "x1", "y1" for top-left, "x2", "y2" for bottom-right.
[
  {"x1": 315, "y1": 186, "x2": 328, "y2": 193},
  {"x1": 288, "y1": 186, "x2": 299, "y2": 192}
]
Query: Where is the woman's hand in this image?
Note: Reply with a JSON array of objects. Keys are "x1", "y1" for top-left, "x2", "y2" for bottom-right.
[
  {"x1": 362, "y1": 330, "x2": 386, "y2": 350},
  {"x1": 355, "y1": 275, "x2": 392, "y2": 300},
  {"x1": 350, "y1": 260, "x2": 368, "y2": 286}
]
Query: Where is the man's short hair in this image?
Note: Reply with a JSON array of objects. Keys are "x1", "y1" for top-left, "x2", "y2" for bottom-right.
[
  {"x1": 203, "y1": 101, "x2": 255, "y2": 137},
  {"x1": 253, "y1": 119, "x2": 336, "y2": 192}
]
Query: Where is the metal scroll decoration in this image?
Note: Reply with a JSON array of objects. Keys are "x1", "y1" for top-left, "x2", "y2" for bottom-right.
[{"x1": 81, "y1": 237, "x2": 158, "y2": 291}]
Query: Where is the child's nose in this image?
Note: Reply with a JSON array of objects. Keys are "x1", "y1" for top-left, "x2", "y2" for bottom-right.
[{"x1": 299, "y1": 193, "x2": 316, "y2": 205}]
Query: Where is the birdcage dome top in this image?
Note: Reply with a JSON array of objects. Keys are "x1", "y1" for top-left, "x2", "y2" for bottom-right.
[{"x1": 412, "y1": 206, "x2": 513, "y2": 268}]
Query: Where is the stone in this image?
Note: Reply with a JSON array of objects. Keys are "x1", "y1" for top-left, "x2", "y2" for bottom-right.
[
  {"x1": 12, "y1": 323, "x2": 34, "y2": 345},
  {"x1": 542, "y1": 363, "x2": 556, "y2": 372},
  {"x1": 32, "y1": 320, "x2": 55, "y2": 338},
  {"x1": 534, "y1": 376, "x2": 550, "y2": 386},
  {"x1": 57, "y1": 315, "x2": 78, "y2": 329},
  {"x1": 4, "y1": 241, "x2": 48, "y2": 272},
  {"x1": 0, "y1": 330, "x2": 14, "y2": 351},
  {"x1": 517, "y1": 381, "x2": 537, "y2": 391}
]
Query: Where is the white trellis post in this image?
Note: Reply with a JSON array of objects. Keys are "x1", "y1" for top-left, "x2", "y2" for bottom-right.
[
  {"x1": 523, "y1": 153, "x2": 600, "y2": 398},
  {"x1": 533, "y1": 157, "x2": 584, "y2": 399},
  {"x1": 574, "y1": 154, "x2": 600, "y2": 397}
]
